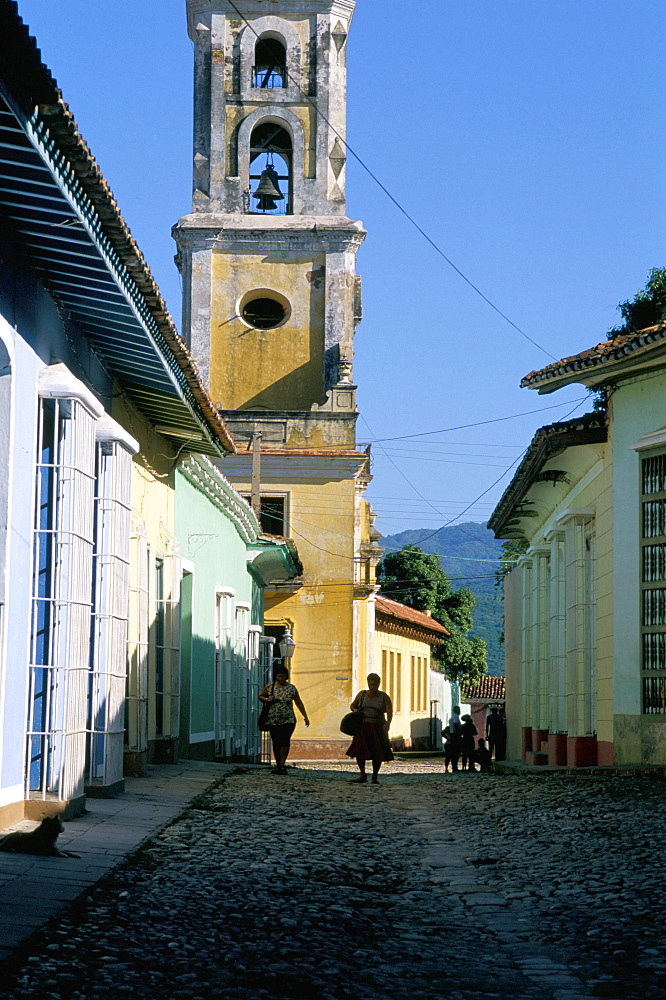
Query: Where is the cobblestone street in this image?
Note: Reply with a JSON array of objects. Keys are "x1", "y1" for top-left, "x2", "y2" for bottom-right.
[{"x1": 1, "y1": 760, "x2": 664, "y2": 1000}]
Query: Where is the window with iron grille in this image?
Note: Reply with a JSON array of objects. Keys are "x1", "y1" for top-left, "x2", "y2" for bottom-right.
[
  {"x1": 641, "y1": 452, "x2": 666, "y2": 713},
  {"x1": 126, "y1": 519, "x2": 149, "y2": 753},
  {"x1": 215, "y1": 590, "x2": 234, "y2": 758},
  {"x1": 28, "y1": 394, "x2": 96, "y2": 801},
  {"x1": 154, "y1": 552, "x2": 181, "y2": 739},
  {"x1": 87, "y1": 436, "x2": 133, "y2": 788}
]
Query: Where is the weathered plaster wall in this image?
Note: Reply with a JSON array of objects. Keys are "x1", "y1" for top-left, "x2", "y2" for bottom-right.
[
  {"x1": 211, "y1": 249, "x2": 326, "y2": 409},
  {"x1": 188, "y1": 2, "x2": 353, "y2": 215},
  {"x1": 227, "y1": 467, "x2": 362, "y2": 741},
  {"x1": 611, "y1": 377, "x2": 654, "y2": 718}
]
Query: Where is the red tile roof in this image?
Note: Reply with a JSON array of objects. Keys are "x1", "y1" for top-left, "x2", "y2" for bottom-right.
[
  {"x1": 375, "y1": 596, "x2": 450, "y2": 642},
  {"x1": 235, "y1": 449, "x2": 370, "y2": 458},
  {"x1": 522, "y1": 323, "x2": 666, "y2": 392},
  {"x1": 461, "y1": 676, "x2": 506, "y2": 702}
]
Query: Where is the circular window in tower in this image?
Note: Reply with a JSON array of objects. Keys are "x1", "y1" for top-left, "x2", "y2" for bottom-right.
[{"x1": 239, "y1": 289, "x2": 291, "y2": 330}]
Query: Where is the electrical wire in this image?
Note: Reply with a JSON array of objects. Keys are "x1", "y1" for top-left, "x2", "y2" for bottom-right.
[
  {"x1": 223, "y1": 9, "x2": 596, "y2": 563},
  {"x1": 397, "y1": 393, "x2": 590, "y2": 547},
  {"x1": 226, "y1": 0, "x2": 558, "y2": 361},
  {"x1": 368, "y1": 398, "x2": 589, "y2": 443}
]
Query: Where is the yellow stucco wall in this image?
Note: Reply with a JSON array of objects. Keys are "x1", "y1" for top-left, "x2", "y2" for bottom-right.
[
  {"x1": 211, "y1": 250, "x2": 326, "y2": 410},
  {"x1": 373, "y1": 628, "x2": 433, "y2": 746},
  {"x1": 113, "y1": 396, "x2": 180, "y2": 748},
  {"x1": 235, "y1": 471, "x2": 373, "y2": 741}
]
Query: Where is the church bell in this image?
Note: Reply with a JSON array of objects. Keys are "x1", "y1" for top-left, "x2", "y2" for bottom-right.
[{"x1": 253, "y1": 166, "x2": 284, "y2": 212}]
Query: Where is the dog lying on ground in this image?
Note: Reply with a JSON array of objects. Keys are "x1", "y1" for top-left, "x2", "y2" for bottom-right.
[{"x1": 0, "y1": 816, "x2": 80, "y2": 857}]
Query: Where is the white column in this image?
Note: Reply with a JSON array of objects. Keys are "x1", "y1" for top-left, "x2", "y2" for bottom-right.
[
  {"x1": 519, "y1": 555, "x2": 535, "y2": 731},
  {"x1": 532, "y1": 548, "x2": 551, "y2": 730},
  {"x1": 559, "y1": 509, "x2": 596, "y2": 737},
  {"x1": 547, "y1": 530, "x2": 566, "y2": 733}
]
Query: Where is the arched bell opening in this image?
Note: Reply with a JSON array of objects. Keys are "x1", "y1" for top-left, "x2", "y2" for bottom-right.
[
  {"x1": 253, "y1": 35, "x2": 287, "y2": 89},
  {"x1": 249, "y1": 121, "x2": 292, "y2": 215}
]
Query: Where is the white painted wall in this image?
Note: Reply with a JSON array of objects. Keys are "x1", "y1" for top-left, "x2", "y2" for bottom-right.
[
  {"x1": 0, "y1": 313, "x2": 45, "y2": 793},
  {"x1": 429, "y1": 669, "x2": 470, "y2": 750},
  {"x1": 610, "y1": 375, "x2": 663, "y2": 716}
]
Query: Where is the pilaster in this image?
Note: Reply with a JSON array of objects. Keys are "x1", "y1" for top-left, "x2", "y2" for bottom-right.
[{"x1": 558, "y1": 508, "x2": 598, "y2": 765}]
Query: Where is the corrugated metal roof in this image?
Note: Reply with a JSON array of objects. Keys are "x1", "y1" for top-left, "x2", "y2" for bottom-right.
[{"x1": 0, "y1": 1, "x2": 234, "y2": 456}]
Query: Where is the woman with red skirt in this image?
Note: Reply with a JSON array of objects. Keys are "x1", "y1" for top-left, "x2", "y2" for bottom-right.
[{"x1": 346, "y1": 673, "x2": 394, "y2": 784}]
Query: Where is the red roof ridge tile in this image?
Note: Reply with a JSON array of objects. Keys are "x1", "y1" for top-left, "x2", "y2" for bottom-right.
[
  {"x1": 522, "y1": 322, "x2": 666, "y2": 388},
  {"x1": 461, "y1": 676, "x2": 506, "y2": 701},
  {"x1": 375, "y1": 595, "x2": 450, "y2": 636}
]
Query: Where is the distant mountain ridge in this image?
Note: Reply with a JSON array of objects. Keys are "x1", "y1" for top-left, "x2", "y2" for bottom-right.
[{"x1": 379, "y1": 521, "x2": 505, "y2": 675}]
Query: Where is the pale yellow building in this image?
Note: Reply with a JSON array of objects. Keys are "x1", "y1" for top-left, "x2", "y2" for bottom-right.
[
  {"x1": 173, "y1": 0, "x2": 382, "y2": 756},
  {"x1": 493, "y1": 322, "x2": 666, "y2": 767},
  {"x1": 374, "y1": 597, "x2": 450, "y2": 750},
  {"x1": 490, "y1": 412, "x2": 612, "y2": 766}
]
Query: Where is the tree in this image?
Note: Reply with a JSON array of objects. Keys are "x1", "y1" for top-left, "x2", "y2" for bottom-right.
[
  {"x1": 494, "y1": 538, "x2": 528, "y2": 591},
  {"x1": 610, "y1": 267, "x2": 666, "y2": 337},
  {"x1": 376, "y1": 545, "x2": 487, "y2": 685}
]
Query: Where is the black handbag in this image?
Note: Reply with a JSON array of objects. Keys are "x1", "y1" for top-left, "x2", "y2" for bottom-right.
[
  {"x1": 340, "y1": 694, "x2": 365, "y2": 736},
  {"x1": 258, "y1": 684, "x2": 274, "y2": 732}
]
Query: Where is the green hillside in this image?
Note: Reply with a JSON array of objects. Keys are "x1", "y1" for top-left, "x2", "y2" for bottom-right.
[{"x1": 379, "y1": 521, "x2": 505, "y2": 675}]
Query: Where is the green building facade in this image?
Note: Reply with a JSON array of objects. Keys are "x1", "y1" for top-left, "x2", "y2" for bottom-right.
[{"x1": 176, "y1": 456, "x2": 299, "y2": 761}]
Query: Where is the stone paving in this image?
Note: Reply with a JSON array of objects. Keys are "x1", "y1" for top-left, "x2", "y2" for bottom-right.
[
  {"x1": 0, "y1": 762, "x2": 228, "y2": 961},
  {"x1": 0, "y1": 757, "x2": 664, "y2": 1000}
]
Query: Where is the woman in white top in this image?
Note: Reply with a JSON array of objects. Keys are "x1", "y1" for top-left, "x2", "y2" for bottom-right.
[
  {"x1": 259, "y1": 667, "x2": 309, "y2": 774},
  {"x1": 345, "y1": 673, "x2": 394, "y2": 784}
]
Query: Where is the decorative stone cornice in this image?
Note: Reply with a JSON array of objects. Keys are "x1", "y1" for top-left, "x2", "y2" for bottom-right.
[
  {"x1": 218, "y1": 450, "x2": 370, "y2": 483},
  {"x1": 632, "y1": 426, "x2": 666, "y2": 452},
  {"x1": 37, "y1": 363, "x2": 104, "y2": 418},
  {"x1": 173, "y1": 214, "x2": 366, "y2": 256},
  {"x1": 375, "y1": 618, "x2": 445, "y2": 647},
  {"x1": 187, "y1": 1, "x2": 356, "y2": 22},
  {"x1": 178, "y1": 454, "x2": 260, "y2": 544}
]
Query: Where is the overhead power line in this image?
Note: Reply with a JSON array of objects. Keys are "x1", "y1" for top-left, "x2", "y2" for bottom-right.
[
  {"x1": 226, "y1": 0, "x2": 558, "y2": 361},
  {"x1": 369, "y1": 398, "x2": 588, "y2": 443}
]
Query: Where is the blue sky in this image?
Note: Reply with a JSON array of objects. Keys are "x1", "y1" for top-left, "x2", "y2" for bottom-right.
[{"x1": 21, "y1": 0, "x2": 666, "y2": 535}]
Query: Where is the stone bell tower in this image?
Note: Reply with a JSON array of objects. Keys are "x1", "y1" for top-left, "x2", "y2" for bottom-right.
[
  {"x1": 174, "y1": 0, "x2": 381, "y2": 757},
  {"x1": 174, "y1": 0, "x2": 365, "y2": 448}
]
